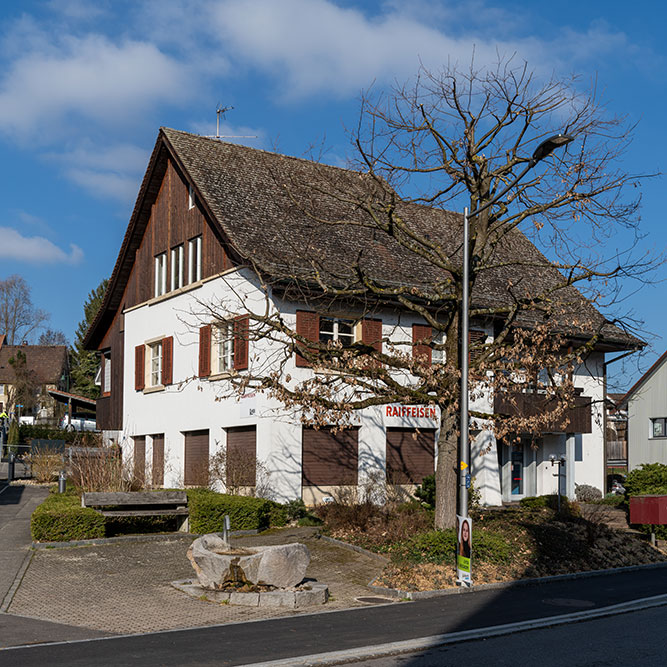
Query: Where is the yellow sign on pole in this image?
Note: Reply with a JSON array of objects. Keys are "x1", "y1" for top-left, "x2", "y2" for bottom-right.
[{"x1": 460, "y1": 461, "x2": 468, "y2": 470}]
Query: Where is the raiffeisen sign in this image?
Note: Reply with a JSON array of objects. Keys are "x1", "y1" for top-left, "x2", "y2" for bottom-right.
[{"x1": 384, "y1": 405, "x2": 438, "y2": 420}]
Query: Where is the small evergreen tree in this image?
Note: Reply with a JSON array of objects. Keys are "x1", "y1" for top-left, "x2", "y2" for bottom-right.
[{"x1": 69, "y1": 279, "x2": 108, "y2": 399}]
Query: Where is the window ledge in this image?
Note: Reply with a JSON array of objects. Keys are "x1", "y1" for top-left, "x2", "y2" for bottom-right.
[
  {"x1": 207, "y1": 371, "x2": 237, "y2": 381},
  {"x1": 143, "y1": 385, "x2": 165, "y2": 394}
]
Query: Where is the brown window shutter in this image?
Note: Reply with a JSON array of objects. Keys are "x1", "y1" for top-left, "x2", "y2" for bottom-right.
[
  {"x1": 233, "y1": 316, "x2": 249, "y2": 370},
  {"x1": 412, "y1": 324, "x2": 432, "y2": 366},
  {"x1": 361, "y1": 318, "x2": 382, "y2": 353},
  {"x1": 469, "y1": 329, "x2": 485, "y2": 361},
  {"x1": 162, "y1": 336, "x2": 173, "y2": 385},
  {"x1": 134, "y1": 345, "x2": 145, "y2": 391},
  {"x1": 198, "y1": 325, "x2": 211, "y2": 377},
  {"x1": 295, "y1": 310, "x2": 319, "y2": 367}
]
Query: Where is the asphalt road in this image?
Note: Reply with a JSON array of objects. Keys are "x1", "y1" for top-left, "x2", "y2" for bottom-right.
[
  {"x1": 346, "y1": 605, "x2": 667, "y2": 666},
  {"x1": 2, "y1": 564, "x2": 667, "y2": 666}
]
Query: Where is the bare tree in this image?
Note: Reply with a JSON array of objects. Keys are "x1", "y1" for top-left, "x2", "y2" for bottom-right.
[
  {"x1": 199, "y1": 60, "x2": 655, "y2": 529},
  {"x1": 0, "y1": 275, "x2": 49, "y2": 344}
]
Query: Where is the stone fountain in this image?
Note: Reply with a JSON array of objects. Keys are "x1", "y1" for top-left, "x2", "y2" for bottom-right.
[{"x1": 172, "y1": 533, "x2": 329, "y2": 608}]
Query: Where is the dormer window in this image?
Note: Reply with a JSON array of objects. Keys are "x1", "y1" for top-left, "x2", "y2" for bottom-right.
[{"x1": 188, "y1": 184, "x2": 195, "y2": 210}]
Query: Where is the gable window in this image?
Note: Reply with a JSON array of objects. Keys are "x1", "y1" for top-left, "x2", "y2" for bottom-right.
[
  {"x1": 651, "y1": 418, "x2": 667, "y2": 438},
  {"x1": 171, "y1": 244, "x2": 184, "y2": 291},
  {"x1": 188, "y1": 183, "x2": 195, "y2": 210},
  {"x1": 319, "y1": 317, "x2": 355, "y2": 346},
  {"x1": 103, "y1": 352, "x2": 111, "y2": 395},
  {"x1": 149, "y1": 341, "x2": 163, "y2": 388},
  {"x1": 154, "y1": 252, "x2": 167, "y2": 297},
  {"x1": 188, "y1": 236, "x2": 202, "y2": 284},
  {"x1": 214, "y1": 322, "x2": 235, "y2": 373}
]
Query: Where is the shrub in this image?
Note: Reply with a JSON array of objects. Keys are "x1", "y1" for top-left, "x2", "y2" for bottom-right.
[
  {"x1": 624, "y1": 463, "x2": 667, "y2": 539},
  {"x1": 575, "y1": 484, "x2": 603, "y2": 502},
  {"x1": 24, "y1": 447, "x2": 63, "y2": 483},
  {"x1": 414, "y1": 474, "x2": 436, "y2": 508},
  {"x1": 68, "y1": 445, "x2": 126, "y2": 492},
  {"x1": 285, "y1": 498, "x2": 308, "y2": 522},
  {"x1": 186, "y1": 489, "x2": 286, "y2": 532},
  {"x1": 31, "y1": 489, "x2": 105, "y2": 542}
]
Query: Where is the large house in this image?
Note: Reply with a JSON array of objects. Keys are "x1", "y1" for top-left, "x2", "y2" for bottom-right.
[
  {"x1": 84, "y1": 128, "x2": 641, "y2": 504},
  {"x1": 0, "y1": 336, "x2": 69, "y2": 423}
]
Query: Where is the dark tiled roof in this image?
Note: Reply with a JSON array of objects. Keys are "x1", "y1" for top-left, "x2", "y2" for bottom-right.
[
  {"x1": 85, "y1": 128, "x2": 643, "y2": 351},
  {"x1": 0, "y1": 345, "x2": 68, "y2": 385}
]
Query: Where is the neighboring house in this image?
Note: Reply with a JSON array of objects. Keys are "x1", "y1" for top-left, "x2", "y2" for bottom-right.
[
  {"x1": 621, "y1": 350, "x2": 667, "y2": 470},
  {"x1": 0, "y1": 335, "x2": 69, "y2": 424},
  {"x1": 84, "y1": 128, "x2": 641, "y2": 504}
]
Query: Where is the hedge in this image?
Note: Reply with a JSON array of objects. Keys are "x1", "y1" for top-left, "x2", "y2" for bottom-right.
[
  {"x1": 625, "y1": 463, "x2": 667, "y2": 539},
  {"x1": 186, "y1": 489, "x2": 287, "y2": 533},
  {"x1": 31, "y1": 489, "x2": 105, "y2": 542}
]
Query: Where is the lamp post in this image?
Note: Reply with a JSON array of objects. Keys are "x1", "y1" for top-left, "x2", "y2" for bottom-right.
[{"x1": 457, "y1": 134, "x2": 573, "y2": 586}]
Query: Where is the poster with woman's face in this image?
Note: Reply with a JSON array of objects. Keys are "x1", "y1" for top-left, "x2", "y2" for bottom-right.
[{"x1": 456, "y1": 514, "x2": 472, "y2": 584}]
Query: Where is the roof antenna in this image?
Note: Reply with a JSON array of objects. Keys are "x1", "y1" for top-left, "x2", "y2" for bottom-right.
[{"x1": 206, "y1": 104, "x2": 257, "y2": 140}]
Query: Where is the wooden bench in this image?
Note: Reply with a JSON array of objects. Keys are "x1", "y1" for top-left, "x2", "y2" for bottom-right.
[{"x1": 81, "y1": 491, "x2": 189, "y2": 532}]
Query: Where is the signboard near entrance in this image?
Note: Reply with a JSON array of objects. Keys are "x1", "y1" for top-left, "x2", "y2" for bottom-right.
[{"x1": 456, "y1": 514, "x2": 472, "y2": 586}]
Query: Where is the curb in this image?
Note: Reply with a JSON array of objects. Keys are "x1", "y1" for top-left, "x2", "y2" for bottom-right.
[
  {"x1": 0, "y1": 550, "x2": 33, "y2": 613},
  {"x1": 31, "y1": 529, "x2": 259, "y2": 550},
  {"x1": 242, "y1": 593, "x2": 667, "y2": 666}
]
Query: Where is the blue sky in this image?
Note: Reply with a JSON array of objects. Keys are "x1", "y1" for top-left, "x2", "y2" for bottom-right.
[{"x1": 0, "y1": 0, "x2": 664, "y2": 390}]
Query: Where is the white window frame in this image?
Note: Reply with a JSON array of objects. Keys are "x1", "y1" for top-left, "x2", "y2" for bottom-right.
[
  {"x1": 188, "y1": 236, "x2": 202, "y2": 284},
  {"x1": 188, "y1": 184, "x2": 195, "y2": 210},
  {"x1": 431, "y1": 331, "x2": 446, "y2": 364},
  {"x1": 148, "y1": 341, "x2": 163, "y2": 388},
  {"x1": 319, "y1": 317, "x2": 355, "y2": 347},
  {"x1": 213, "y1": 322, "x2": 235, "y2": 373},
  {"x1": 154, "y1": 252, "x2": 167, "y2": 297},
  {"x1": 171, "y1": 244, "x2": 184, "y2": 291}
]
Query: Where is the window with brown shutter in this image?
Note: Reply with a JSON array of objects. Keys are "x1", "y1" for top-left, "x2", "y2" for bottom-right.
[
  {"x1": 361, "y1": 318, "x2": 382, "y2": 353},
  {"x1": 151, "y1": 434, "x2": 165, "y2": 487},
  {"x1": 295, "y1": 310, "x2": 319, "y2": 367},
  {"x1": 184, "y1": 429, "x2": 209, "y2": 486},
  {"x1": 199, "y1": 325, "x2": 211, "y2": 377},
  {"x1": 412, "y1": 324, "x2": 432, "y2": 365},
  {"x1": 469, "y1": 329, "x2": 486, "y2": 361},
  {"x1": 226, "y1": 425, "x2": 256, "y2": 487},
  {"x1": 161, "y1": 336, "x2": 173, "y2": 385},
  {"x1": 233, "y1": 316, "x2": 249, "y2": 370},
  {"x1": 133, "y1": 436, "x2": 146, "y2": 486},
  {"x1": 386, "y1": 428, "x2": 436, "y2": 484},
  {"x1": 134, "y1": 345, "x2": 145, "y2": 391},
  {"x1": 302, "y1": 427, "x2": 359, "y2": 486}
]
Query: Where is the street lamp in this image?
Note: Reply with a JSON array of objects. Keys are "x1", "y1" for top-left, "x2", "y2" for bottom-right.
[{"x1": 457, "y1": 134, "x2": 573, "y2": 586}]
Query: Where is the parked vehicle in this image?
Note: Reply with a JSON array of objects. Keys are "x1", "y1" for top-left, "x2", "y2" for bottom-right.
[{"x1": 60, "y1": 416, "x2": 97, "y2": 432}]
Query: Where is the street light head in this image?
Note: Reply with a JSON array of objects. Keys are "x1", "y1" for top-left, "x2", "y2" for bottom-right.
[{"x1": 531, "y1": 134, "x2": 574, "y2": 164}]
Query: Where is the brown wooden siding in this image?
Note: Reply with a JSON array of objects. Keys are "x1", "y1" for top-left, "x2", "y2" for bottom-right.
[
  {"x1": 133, "y1": 436, "x2": 146, "y2": 487},
  {"x1": 226, "y1": 426, "x2": 256, "y2": 486},
  {"x1": 184, "y1": 429, "x2": 209, "y2": 486},
  {"x1": 386, "y1": 428, "x2": 436, "y2": 484},
  {"x1": 96, "y1": 325, "x2": 124, "y2": 432},
  {"x1": 152, "y1": 434, "x2": 165, "y2": 487},
  {"x1": 121, "y1": 159, "x2": 233, "y2": 310},
  {"x1": 494, "y1": 391, "x2": 592, "y2": 434},
  {"x1": 302, "y1": 427, "x2": 359, "y2": 486}
]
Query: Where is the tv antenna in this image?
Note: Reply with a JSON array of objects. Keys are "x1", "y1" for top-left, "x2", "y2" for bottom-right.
[{"x1": 206, "y1": 104, "x2": 257, "y2": 140}]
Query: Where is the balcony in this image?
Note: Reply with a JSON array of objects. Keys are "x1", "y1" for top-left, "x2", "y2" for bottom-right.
[
  {"x1": 494, "y1": 389, "x2": 592, "y2": 434},
  {"x1": 96, "y1": 396, "x2": 122, "y2": 431}
]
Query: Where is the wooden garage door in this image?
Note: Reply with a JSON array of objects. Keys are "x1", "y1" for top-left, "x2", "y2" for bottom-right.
[
  {"x1": 152, "y1": 434, "x2": 165, "y2": 487},
  {"x1": 133, "y1": 436, "x2": 146, "y2": 487},
  {"x1": 184, "y1": 429, "x2": 209, "y2": 486},
  {"x1": 226, "y1": 425, "x2": 256, "y2": 486},
  {"x1": 386, "y1": 428, "x2": 435, "y2": 484},
  {"x1": 302, "y1": 427, "x2": 359, "y2": 486}
]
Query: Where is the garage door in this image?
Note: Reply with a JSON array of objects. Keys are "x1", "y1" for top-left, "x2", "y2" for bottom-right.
[
  {"x1": 133, "y1": 436, "x2": 146, "y2": 486},
  {"x1": 226, "y1": 425, "x2": 256, "y2": 487},
  {"x1": 302, "y1": 427, "x2": 359, "y2": 486},
  {"x1": 152, "y1": 434, "x2": 165, "y2": 487},
  {"x1": 386, "y1": 428, "x2": 435, "y2": 484},
  {"x1": 184, "y1": 429, "x2": 209, "y2": 486}
]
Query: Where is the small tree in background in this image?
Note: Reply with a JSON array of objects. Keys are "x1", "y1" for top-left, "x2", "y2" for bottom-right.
[
  {"x1": 70, "y1": 279, "x2": 108, "y2": 398},
  {"x1": 0, "y1": 275, "x2": 49, "y2": 344}
]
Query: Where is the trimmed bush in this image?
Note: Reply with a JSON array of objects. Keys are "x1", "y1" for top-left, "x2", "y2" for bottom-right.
[
  {"x1": 31, "y1": 489, "x2": 105, "y2": 542},
  {"x1": 575, "y1": 484, "x2": 603, "y2": 502},
  {"x1": 186, "y1": 489, "x2": 286, "y2": 533}
]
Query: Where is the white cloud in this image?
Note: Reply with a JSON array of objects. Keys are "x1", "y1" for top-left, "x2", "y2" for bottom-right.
[
  {"x1": 0, "y1": 33, "x2": 192, "y2": 141},
  {"x1": 0, "y1": 227, "x2": 83, "y2": 264}
]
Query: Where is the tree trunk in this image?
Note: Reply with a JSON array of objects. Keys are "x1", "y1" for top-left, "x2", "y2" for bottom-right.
[{"x1": 434, "y1": 407, "x2": 458, "y2": 529}]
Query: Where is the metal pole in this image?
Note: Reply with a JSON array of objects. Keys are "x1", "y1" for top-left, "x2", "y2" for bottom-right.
[{"x1": 459, "y1": 207, "x2": 470, "y2": 520}]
